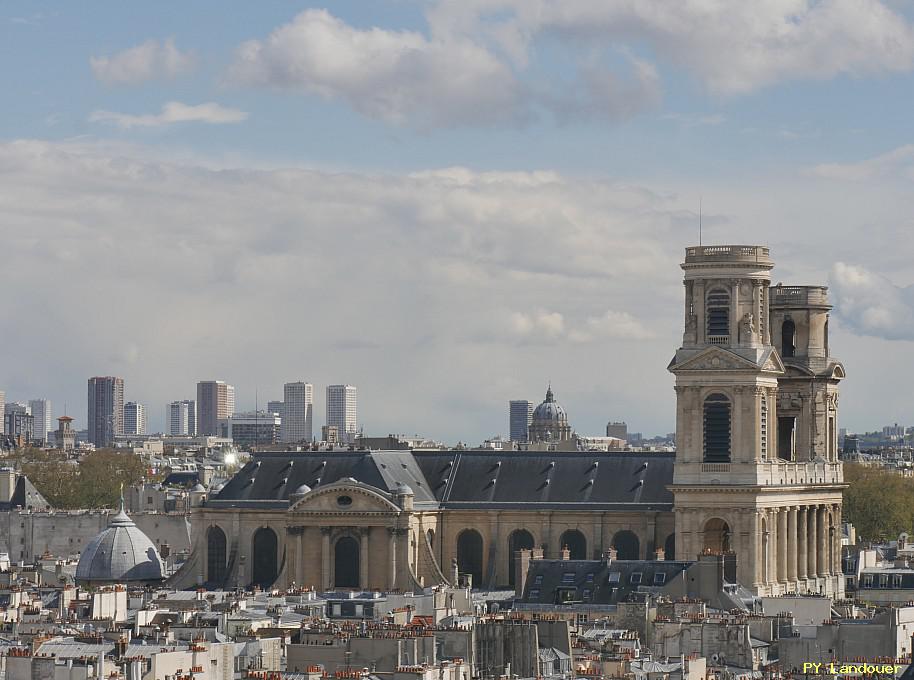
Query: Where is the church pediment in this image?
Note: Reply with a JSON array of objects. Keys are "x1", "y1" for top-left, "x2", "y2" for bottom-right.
[
  {"x1": 289, "y1": 480, "x2": 401, "y2": 514},
  {"x1": 760, "y1": 348, "x2": 786, "y2": 373},
  {"x1": 671, "y1": 346, "x2": 771, "y2": 373}
]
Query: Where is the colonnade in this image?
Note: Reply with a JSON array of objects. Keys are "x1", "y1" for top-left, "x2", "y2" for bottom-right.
[{"x1": 760, "y1": 503, "x2": 842, "y2": 591}]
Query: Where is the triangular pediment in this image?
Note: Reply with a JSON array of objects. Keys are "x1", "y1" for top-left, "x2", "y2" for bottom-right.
[
  {"x1": 671, "y1": 346, "x2": 777, "y2": 373},
  {"x1": 761, "y1": 348, "x2": 786, "y2": 373}
]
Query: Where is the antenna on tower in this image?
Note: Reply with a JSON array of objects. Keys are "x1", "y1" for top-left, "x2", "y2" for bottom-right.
[{"x1": 699, "y1": 196, "x2": 703, "y2": 246}]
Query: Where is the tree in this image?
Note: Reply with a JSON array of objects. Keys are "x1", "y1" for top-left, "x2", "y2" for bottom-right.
[
  {"x1": 843, "y1": 463, "x2": 914, "y2": 542},
  {"x1": 16, "y1": 448, "x2": 146, "y2": 509}
]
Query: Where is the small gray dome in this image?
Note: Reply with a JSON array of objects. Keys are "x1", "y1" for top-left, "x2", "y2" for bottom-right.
[
  {"x1": 532, "y1": 386, "x2": 568, "y2": 422},
  {"x1": 395, "y1": 482, "x2": 414, "y2": 496},
  {"x1": 292, "y1": 483, "x2": 312, "y2": 496},
  {"x1": 76, "y1": 502, "x2": 164, "y2": 584},
  {"x1": 190, "y1": 483, "x2": 206, "y2": 493}
]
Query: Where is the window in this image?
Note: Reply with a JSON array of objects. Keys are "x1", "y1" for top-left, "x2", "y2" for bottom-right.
[
  {"x1": 630, "y1": 572, "x2": 642, "y2": 584},
  {"x1": 703, "y1": 394, "x2": 732, "y2": 463},
  {"x1": 706, "y1": 289, "x2": 730, "y2": 341},
  {"x1": 894, "y1": 574, "x2": 903, "y2": 587},
  {"x1": 582, "y1": 589, "x2": 592, "y2": 601},
  {"x1": 562, "y1": 572, "x2": 576, "y2": 584},
  {"x1": 608, "y1": 572, "x2": 621, "y2": 583},
  {"x1": 586, "y1": 572, "x2": 595, "y2": 583},
  {"x1": 533, "y1": 574, "x2": 544, "y2": 585},
  {"x1": 653, "y1": 572, "x2": 667, "y2": 585},
  {"x1": 778, "y1": 416, "x2": 796, "y2": 461},
  {"x1": 760, "y1": 394, "x2": 768, "y2": 460},
  {"x1": 528, "y1": 589, "x2": 540, "y2": 599},
  {"x1": 880, "y1": 574, "x2": 890, "y2": 588},
  {"x1": 781, "y1": 318, "x2": 796, "y2": 357},
  {"x1": 862, "y1": 574, "x2": 873, "y2": 588}
]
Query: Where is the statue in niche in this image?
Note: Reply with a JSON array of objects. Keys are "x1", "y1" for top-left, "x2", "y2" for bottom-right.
[{"x1": 740, "y1": 312, "x2": 754, "y2": 342}]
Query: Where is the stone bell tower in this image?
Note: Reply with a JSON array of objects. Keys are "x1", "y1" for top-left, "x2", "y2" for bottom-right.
[{"x1": 668, "y1": 245, "x2": 845, "y2": 597}]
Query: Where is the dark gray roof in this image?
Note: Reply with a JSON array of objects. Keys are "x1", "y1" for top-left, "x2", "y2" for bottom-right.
[
  {"x1": 518, "y1": 558, "x2": 691, "y2": 605},
  {"x1": 0, "y1": 474, "x2": 50, "y2": 511},
  {"x1": 209, "y1": 450, "x2": 674, "y2": 511}
]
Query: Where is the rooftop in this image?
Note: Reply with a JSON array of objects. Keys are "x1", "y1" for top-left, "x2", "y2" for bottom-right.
[{"x1": 683, "y1": 245, "x2": 772, "y2": 266}]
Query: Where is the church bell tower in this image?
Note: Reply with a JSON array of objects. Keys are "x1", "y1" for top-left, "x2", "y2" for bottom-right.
[{"x1": 669, "y1": 245, "x2": 845, "y2": 596}]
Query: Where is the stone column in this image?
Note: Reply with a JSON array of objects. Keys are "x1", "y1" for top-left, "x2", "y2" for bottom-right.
[
  {"x1": 288, "y1": 526, "x2": 304, "y2": 586},
  {"x1": 777, "y1": 508, "x2": 788, "y2": 583},
  {"x1": 320, "y1": 527, "x2": 331, "y2": 590},
  {"x1": 817, "y1": 505, "x2": 828, "y2": 576},
  {"x1": 747, "y1": 510, "x2": 761, "y2": 589},
  {"x1": 360, "y1": 527, "x2": 370, "y2": 589},
  {"x1": 797, "y1": 508, "x2": 808, "y2": 582},
  {"x1": 807, "y1": 506, "x2": 817, "y2": 579},
  {"x1": 763, "y1": 511, "x2": 773, "y2": 587},
  {"x1": 787, "y1": 507, "x2": 798, "y2": 583},
  {"x1": 832, "y1": 504, "x2": 842, "y2": 574},
  {"x1": 388, "y1": 527, "x2": 398, "y2": 590}
]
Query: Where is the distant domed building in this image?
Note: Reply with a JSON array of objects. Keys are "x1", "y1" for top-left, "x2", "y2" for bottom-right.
[
  {"x1": 75, "y1": 497, "x2": 165, "y2": 587},
  {"x1": 528, "y1": 385, "x2": 572, "y2": 442}
]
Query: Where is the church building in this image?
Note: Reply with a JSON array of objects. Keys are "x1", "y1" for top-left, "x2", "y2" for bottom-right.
[{"x1": 170, "y1": 245, "x2": 845, "y2": 598}]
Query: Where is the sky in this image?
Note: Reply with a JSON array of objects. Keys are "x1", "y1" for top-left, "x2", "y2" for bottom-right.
[{"x1": 4, "y1": 1, "x2": 914, "y2": 442}]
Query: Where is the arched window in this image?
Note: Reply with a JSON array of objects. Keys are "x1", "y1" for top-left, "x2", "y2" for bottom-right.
[
  {"x1": 206, "y1": 526, "x2": 227, "y2": 586},
  {"x1": 703, "y1": 393, "x2": 731, "y2": 462},
  {"x1": 706, "y1": 289, "x2": 730, "y2": 343},
  {"x1": 426, "y1": 529, "x2": 435, "y2": 548},
  {"x1": 664, "y1": 533, "x2": 675, "y2": 561},
  {"x1": 782, "y1": 318, "x2": 796, "y2": 357},
  {"x1": 251, "y1": 527, "x2": 278, "y2": 588},
  {"x1": 760, "y1": 394, "x2": 768, "y2": 460},
  {"x1": 334, "y1": 536, "x2": 360, "y2": 588},
  {"x1": 559, "y1": 529, "x2": 587, "y2": 560},
  {"x1": 456, "y1": 529, "x2": 484, "y2": 588},
  {"x1": 612, "y1": 530, "x2": 640, "y2": 560},
  {"x1": 703, "y1": 518, "x2": 731, "y2": 553},
  {"x1": 507, "y1": 529, "x2": 535, "y2": 586}
]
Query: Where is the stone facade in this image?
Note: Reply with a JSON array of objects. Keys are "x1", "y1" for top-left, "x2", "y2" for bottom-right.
[
  {"x1": 669, "y1": 245, "x2": 845, "y2": 597},
  {"x1": 171, "y1": 245, "x2": 845, "y2": 598}
]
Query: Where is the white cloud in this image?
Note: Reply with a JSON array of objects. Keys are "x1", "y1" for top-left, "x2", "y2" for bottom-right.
[
  {"x1": 227, "y1": 2, "x2": 914, "y2": 128},
  {"x1": 570, "y1": 310, "x2": 656, "y2": 342},
  {"x1": 811, "y1": 144, "x2": 914, "y2": 181},
  {"x1": 510, "y1": 311, "x2": 566, "y2": 340},
  {"x1": 830, "y1": 262, "x2": 914, "y2": 340},
  {"x1": 89, "y1": 102, "x2": 249, "y2": 129},
  {"x1": 90, "y1": 38, "x2": 195, "y2": 85},
  {"x1": 0, "y1": 140, "x2": 688, "y2": 441},
  {"x1": 228, "y1": 9, "x2": 661, "y2": 128},
  {"x1": 430, "y1": 0, "x2": 914, "y2": 93},
  {"x1": 229, "y1": 9, "x2": 522, "y2": 128}
]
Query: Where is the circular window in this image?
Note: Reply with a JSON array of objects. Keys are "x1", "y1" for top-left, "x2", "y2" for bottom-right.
[{"x1": 337, "y1": 495, "x2": 353, "y2": 507}]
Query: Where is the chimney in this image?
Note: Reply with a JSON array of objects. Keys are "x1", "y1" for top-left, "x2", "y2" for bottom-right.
[
  {"x1": 560, "y1": 546, "x2": 570, "y2": 561},
  {"x1": 654, "y1": 548, "x2": 666, "y2": 561}
]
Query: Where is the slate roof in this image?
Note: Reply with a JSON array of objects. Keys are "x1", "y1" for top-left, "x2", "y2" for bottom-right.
[
  {"x1": 209, "y1": 450, "x2": 674, "y2": 511},
  {"x1": 517, "y1": 558, "x2": 691, "y2": 606},
  {"x1": 0, "y1": 474, "x2": 50, "y2": 511}
]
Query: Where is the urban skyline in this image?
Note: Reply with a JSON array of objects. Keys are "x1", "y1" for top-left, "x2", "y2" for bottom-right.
[{"x1": 4, "y1": 3, "x2": 914, "y2": 443}]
